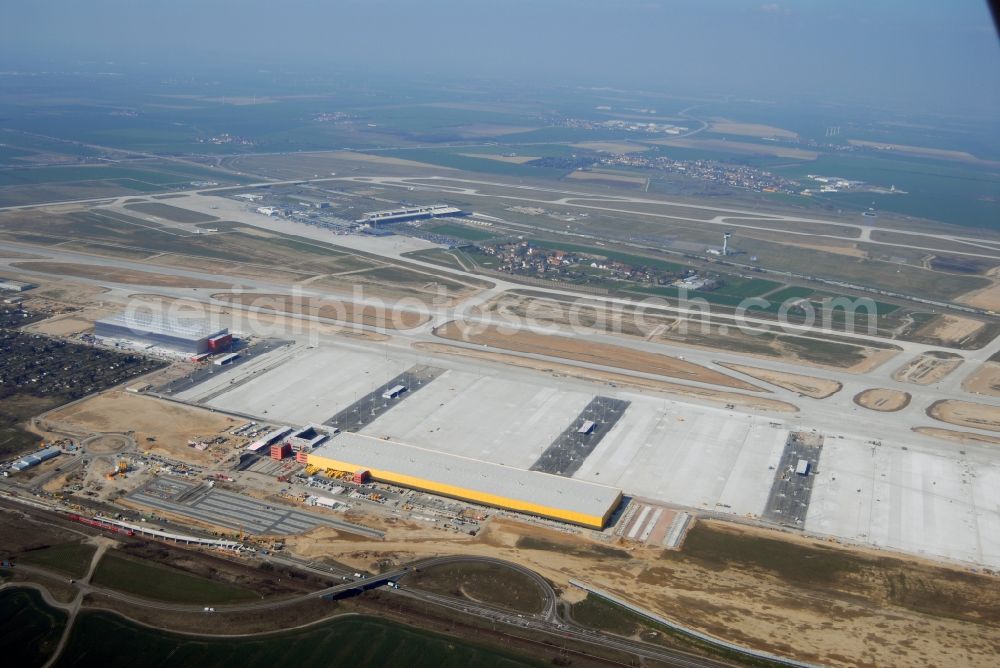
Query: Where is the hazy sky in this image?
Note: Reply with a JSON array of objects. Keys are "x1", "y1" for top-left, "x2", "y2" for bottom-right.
[{"x1": 2, "y1": 1, "x2": 998, "y2": 115}]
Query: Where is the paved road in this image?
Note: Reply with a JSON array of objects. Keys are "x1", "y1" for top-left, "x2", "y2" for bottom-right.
[{"x1": 7, "y1": 554, "x2": 740, "y2": 668}]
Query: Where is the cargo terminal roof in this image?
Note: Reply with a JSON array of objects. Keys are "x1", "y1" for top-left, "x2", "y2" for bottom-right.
[
  {"x1": 308, "y1": 432, "x2": 622, "y2": 529},
  {"x1": 95, "y1": 312, "x2": 226, "y2": 340}
]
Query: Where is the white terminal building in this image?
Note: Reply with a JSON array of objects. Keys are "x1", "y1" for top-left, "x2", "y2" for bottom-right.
[
  {"x1": 94, "y1": 312, "x2": 228, "y2": 355},
  {"x1": 357, "y1": 204, "x2": 465, "y2": 225}
]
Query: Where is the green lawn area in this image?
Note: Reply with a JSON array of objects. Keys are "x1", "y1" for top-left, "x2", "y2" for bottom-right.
[
  {"x1": 0, "y1": 588, "x2": 67, "y2": 668},
  {"x1": 426, "y1": 223, "x2": 498, "y2": 241},
  {"x1": 0, "y1": 165, "x2": 192, "y2": 188},
  {"x1": 712, "y1": 277, "x2": 782, "y2": 299},
  {"x1": 764, "y1": 285, "x2": 815, "y2": 301},
  {"x1": 18, "y1": 542, "x2": 96, "y2": 579},
  {"x1": 91, "y1": 553, "x2": 257, "y2": 604},
  {"x1": 56, "y1": 611, "x2": 542, "y2": 668}
]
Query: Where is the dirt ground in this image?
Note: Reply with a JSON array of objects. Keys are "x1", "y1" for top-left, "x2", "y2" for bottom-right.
[
  {"x1": 10, "y1": 261, "x2": 232, "y2": 289},
  {"x1": 212, "y1": 292, "x2": 429, "y2": 329},
  {"x1": 490, "y1": 292, "x2": 893, "y2": 374},
  {"x1": 847, "y1": 139, "x2": 994, "y2": 165},
  {"x1": 648, "y1": 137, "x2": 819, "y2": 160},
  {"x1": 286, "y1": 517, "x2": 1000, "y2": 668},
  {"x1": 0, "y1": 271, "x2": 109, "y2": 309},
  {"x1": 957, "y1": 279, "x2": 1000, "y2": 311},
  {"x1": 570, "y1": 141, "x2": 651, "y2": 153},
  {"x1": 434, "y1": 321, "x2": 762, "y2": 391},
  {"x1": 458, "y1": 153, "x2": 539, "y2": 164},
  {"x1": 127, "y1": 293, "x2": 390, "y2": 343},
  {"x1": 854, "y1": 388, "x2": 912, "y2": 412},
  {"x1": 913, "y1": 427, "x2": 1000, "y2": 446},
  {"x1": 717, "y1": 362, "x2": 842, "y2": 398},
  {"x1": 927, "y1": 399, "x2": 1000, "y2": 433},
  {"x1": 23, "y1": 300, "x2": 119, "y2": 336},
  {"x1": 38, "y1": 391, "x2": 242, "y2": 464},
  {"x1": 752, "y1": 236, "x2": 868, "y2": 258},
  {"x1": 708, "y1": 120, "x2": 799, "y2": 139},
  {"x1": 413, "y1": 342, "x2": 798, "y2": 413},
  {"x1": 912, "y1": 314, "x2": 986, "y2": 346},
  {"x1": 893, "y1": 352, "x2": 964, "y2": 385},
  {"x1": 962, "y1": 361, "x2": 1000, "y2": 397},
  {"x1": 153, "y1": 253, "x2": 310, "y2": 286}
]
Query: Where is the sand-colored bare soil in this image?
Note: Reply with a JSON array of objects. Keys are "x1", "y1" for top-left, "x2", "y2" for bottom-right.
[
  {"x1": 570, "y1": 141, "x2": 651, "y2": 153},
  {"x1": 152, "y1": 253, "x2": 310, "y2": 286},
  {"x1": 212, "y1": 292, "x2": 429, "y2": 330},
  {"x1": 39, "y1": 391, "x2": 242, "y2": 464},
  {"x1": 927, "y1": 399, "x2": 1000, "y2": 433},
  {"x1": 11, "y1": 261, "x2": 232, "y2": 289},
  {"x1": 957, "y1": 281, "x2": 1000, "y2": 311},
  {"x1": 434, "y1": 321, "x2": 762, "y2": 391},
  {"x1": 717, "y1": 363, "x2": 841, "y2": 399},
  {"x1": 458, "y1": 153, "x2": 539, "y2": 164},
  {"x1": 286, "y1": 517, "x2": 1000, "y2": 668},
  {"x1": 414, "y1": 342, "x2": 797, "y2": 413},
  {"x1": 656, "y1": 320, "x2": 897, "y2": 375},
  {"x1": 326, "y1": 150, "x2": 454, "y2": 169},
  {"x1": 127, "y1": 293, "x2": 390, "y2": 343},
  {"x1": 489, "y1": 292, "x2": 893, "y2": 374},
  {"x1": 23, "y1": 299, "x2": 119, "y2": 336},
  {"x1": 648, "y1": 137, "x2": 819, "y2": 160},
  {"x1": 848, "y1": 139, "x2": 998, "y2": 165},
  {"x1": 892, "y1": 352, "x2": 964, "y2": 385},
  {"x1": 914, "y1": 427, "x2": 1000, "y2": 446},
  {"x1": 854, "y1": 388, "x2": 912, "y2": 412},
  {"x1": 709, "y1": 120, "x2": 799, "y2": 139},
  {"x1": 748, "y1": 235, "x2": 868, "y2": 258},
  {"x1": 912, "y1": 314, "x2": 986, "y2": 346},
  {"x1": 25, "y1": 315, "x2": 101, "y2": 336},
  {"x1": 962, "y1": 361, "x2": 1000, "y2": 397}
]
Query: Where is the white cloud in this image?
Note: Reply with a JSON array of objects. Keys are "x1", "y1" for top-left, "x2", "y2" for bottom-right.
[{"x1": 759, "y1": 3, "x2": 784, "y2": 14}]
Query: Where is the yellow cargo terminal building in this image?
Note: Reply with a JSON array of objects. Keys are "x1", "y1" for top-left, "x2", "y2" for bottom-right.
[{"x1": 307, "y1": 432, "x2": 622, "y2": 530}]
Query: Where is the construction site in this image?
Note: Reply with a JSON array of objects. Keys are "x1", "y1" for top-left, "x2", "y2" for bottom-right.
[{"x1": 3, "y1": 172, "x2": 1000, "y2": 668}]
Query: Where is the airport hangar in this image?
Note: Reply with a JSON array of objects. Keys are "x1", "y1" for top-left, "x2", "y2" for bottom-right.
[
  {"x1": 307, "y1": 431, "x2": 623, "y2": 530},
  {"x1": 95, "y1": 312, "x2": 231, "y2": 355}
]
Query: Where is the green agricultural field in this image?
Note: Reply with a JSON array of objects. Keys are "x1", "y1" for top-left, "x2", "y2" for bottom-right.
[
  {"x1": 91, "y1": 553, "x2": 257, "y2": 604},
  {"x1": 0, "y1": 165, "x2": 193, "y2": 188},
  {"x1": 18, "y1": 542, "x2": 97, "y2": 579},
  {"x1": 55, "y1": 611, "x2": 542, "y2": 668},
  {"x1": 0, "y1": 588, "x2": 67, "y2": 668},
  {"x1": 425, "y1": 223, "x2": 498, "y2": 241}
]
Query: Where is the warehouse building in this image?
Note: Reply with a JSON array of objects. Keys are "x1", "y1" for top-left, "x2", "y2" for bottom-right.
[
  {"x1": 0, "y1": 278, "x2": 37, "y2": 292},
  {"x1": 308, "y1": 432, "x2": 622, "y2": 529},
  {"x1": 10, "y1": 446, "x2": 61, "y2": 472},
  {"x1": 94, "y1": 312, "x2": 228, "y2": 354}
]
